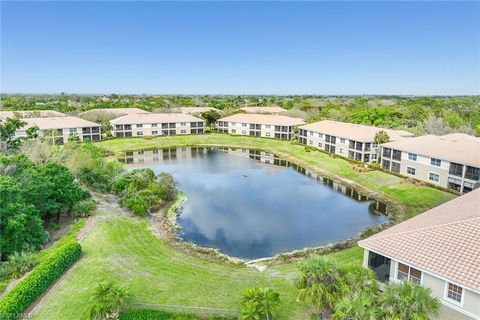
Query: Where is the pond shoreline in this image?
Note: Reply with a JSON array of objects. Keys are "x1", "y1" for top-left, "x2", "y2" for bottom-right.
[{"x1": 133, "y1": 145, "x2": 394, "y2": 265}]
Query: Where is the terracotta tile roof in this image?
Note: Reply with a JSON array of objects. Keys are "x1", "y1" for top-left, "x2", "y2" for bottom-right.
[
  {"x1": 110, "y1": 113, "x2": 204, "y2": 125},
  {"x1": 359, "y1": 188, "x2": 480, "y2": 292},
  {"x1": 79, "y1": 108, "x2": 150, "y2": 116},
  {"x1": 18, "y1": 116, "x2": 100, "y2": 130},
  {"x1": 219, "y1": 114, "x2": 305, "y2": 126},
  {"x1": 240, "y1": 107, "x2": 286, "y2": 114},
  {"x1": 382, "y1": 133, "x2": 480, "y2": 167},
  {"x1": 176, "y1": 107, "x2": 222, "y2": 114},
  {"x1": 0, "y1": 110, "x2": 65, "y2": 120},
  {"x1": 299, "y1": 120, "x2": 414, "y2": 143}
]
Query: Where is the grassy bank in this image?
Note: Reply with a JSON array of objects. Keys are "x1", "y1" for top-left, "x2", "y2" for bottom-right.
[
  {"x1": 96, "y1": 134, "x2": 455, "y2": 218},
  {"x1": 30, "y1": 216, "x2": 354, "y2": 319}
]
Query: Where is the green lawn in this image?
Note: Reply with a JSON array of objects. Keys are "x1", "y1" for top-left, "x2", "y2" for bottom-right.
[
  {"x1": 96, "y1": 133, "x2": 455, "y2": 218},
  {"x1": 30, "y1": 217, "x2": 361, "y2": 320}
]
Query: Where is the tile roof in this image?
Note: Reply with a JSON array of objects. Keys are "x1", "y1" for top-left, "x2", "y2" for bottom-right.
[
  {"x1": 382, "y1": 133, "x2": 480, "y2": 167},
  {"x1": 0, "y1": 110, "x2": 65, "y2": 120},
  {"x1": 219, "y1": 113, "x2": 305, "y2": 126},
  {"x1": 79, "y1": 108, "x2": 150, "y2": 116},
  {"x1": 110, "y1": 113, "x2": 204, "y2": 125},
  {"x1": 299, "y1": 120, "x2": 414, "y2": 143},
  {"x1": 359, "y1": 188, "x2": 480, "y2": 292},
  {"x1": 240, "y1": 107, "x2": 286, "y2": 114},
  {"x1": 18, "y1": 116, "x2": 100, "y2": 130},
  {"x1": 176, "y1": 107, "x2": 222, "y2": 114}
]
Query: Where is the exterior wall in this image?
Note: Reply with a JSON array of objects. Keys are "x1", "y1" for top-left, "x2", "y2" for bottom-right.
[
  {"x1": 112, "y1": 121, "x2": 205, "y2": 138},
  {"x1": 363, "y1": 249, "x2": 480, "y2": 320},
  {"x1": 297, "y1": 129, "x2": 380, "y2": 163},
  {"x1": 381, "y1": 147, "x2": 479, "y2": 194},
  {"x1": 217, "y1": 121, "x2": 296, "y2": 139},
  {"x1": 15, "y1": 126, "x2": 101, "y2": 144}
]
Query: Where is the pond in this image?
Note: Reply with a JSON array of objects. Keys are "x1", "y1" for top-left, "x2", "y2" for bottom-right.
[{"x1": 120, "y1": 147, "x2": 388, "y2": 259}]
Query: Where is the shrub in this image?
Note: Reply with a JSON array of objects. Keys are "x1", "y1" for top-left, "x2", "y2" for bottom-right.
[
  {"x1": 1, "y1": 251, "x2": 36, "y2": 279},
  {"x1": 119, "y1": 310, "x2": 233, "y2": 320},
  {"x1": 0, "y1": 241, "x2": 82, "y2": 318},
  {"x1": 71, "y1": 199, "x2": 97, "y2": 218}
]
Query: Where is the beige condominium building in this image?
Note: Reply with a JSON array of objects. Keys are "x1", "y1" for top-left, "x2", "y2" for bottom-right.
[
  {"x1": 217, "y1": 114, "x2": 305, "y2": 139},
  {"x1": 79, "y1": 108, "x2": 150, "y2": 118},
  {"x1": 239, "y1": 106, "x2": 286, "y2": 114},
  {"x1": 359, "y1": 188, "x2": 480, "y2": 320},
  {"x1": 381, "y1": 133, "x2": 480, "y2": 194},
  {"x1": 298, "y1": 120, "x2": 414, "y2": 163},
  {"x1": 0, "y1": 110, "x2": 65, "y2": 123},
  {"x1": 176, "y1": 107, "x2": 222, "y2": 115},
  {"x1": 14, "y1": 116, "x2": 101, "y2": 144},
  {"x1": 110, "y1": 113, "x2": 205, "y2": 138}
]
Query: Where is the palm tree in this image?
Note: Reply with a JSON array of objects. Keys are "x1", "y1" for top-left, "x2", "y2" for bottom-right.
[
  {"x1": 333, "y1": 292, "x2": 380, "y2": 320},
  {"x1": 374, "y1": 130, "x2": 390, "y2": 145},
  {"x1": 90, "y1": 281, "x2": 132, "y2": 320},
  {"x1": 258, "y1": 288, "x2": 281, "y2": 320},
  {"x1": 337, "y1": 264, "x2": 379, "y2": 297},
  {"x1": 381, "y1": 281, "x2": 440, "y2": 320},
  {"x1": 296, "y1": 256, "x2": 344, "y2": 319},
  {"x1": 240, "y1": 287, "x2": 281, "y2": 320}
]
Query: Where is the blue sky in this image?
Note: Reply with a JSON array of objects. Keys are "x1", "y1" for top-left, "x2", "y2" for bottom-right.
[{"x1": 1, "y1": 1, "x2": 479, "y2": 95}]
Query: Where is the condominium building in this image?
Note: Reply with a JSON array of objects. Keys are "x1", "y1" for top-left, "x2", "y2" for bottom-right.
[
  {"x1": 359, "y1": 188, "x2": 480, "y2": 320},
  {"x1": 79, "y1": 108, "x2": 150, "y2": 118},
  {"x1": 217, "y1": 114, "x2": 305, "y2": 139},
  {"x1": 381, "y1": 133, "x2": 480, "y2": 194},
  {"x1": 176, "y1": 107, "x2": 222, "y2": 115},
  {"x1": 239, "y1": 106, "x2": 286, "y2": 114},
  {"x1": 0, "y1": 110, "x2": 65, "y2": 123},
  {"x1": 298, "y1": 120, "x2": 414, "y2": 163},
  {"x1": 110, "y1": 113, "x2": 205, "y2": 138},
  {"x1": 14, "y1": 116, "x2": 101, "y2": 144}
]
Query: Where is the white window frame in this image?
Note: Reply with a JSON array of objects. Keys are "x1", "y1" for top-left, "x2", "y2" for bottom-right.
[
  {"x1": 136, "y1": 131, "x2": 143, "y2": 136},
  {"x1": 180, "y1": 122, "x2": 186, "y2": 126},
  {"x1": 180, "y1": 129, "x2": 187, "y2": 134},
  {"x1": 242, "y1": 123, "x2": 247, "y2": 127},
  {"x1": 339, "y1": 147, "x2": 344, "y2": 154},
  {"x1": 408, "y1": 153, "x2": 417, "y2": 161},
  {"x1": 428, "y1": 172, "x2": 440, "y2": 183},
  {"x1": 406, "y1": 166, "x2": 416, "y2": 176},
  {"x1": 443, "y1": 282, "x2": 464, "y2": 307},
  {"x1": 340, "y1": 138, "x2": 345, "y2": 144},
  {"x1": 266, "y1": 125, "x2": 271, "y2": 129},
  {"x1": 431, "y1": 157, "x2": 442, "y2": 167},
  {"x1": 395, "y1": 262, "x2": 423, "y2": 285},
  {"x1": 266, "y1": 132, "x2": 271, "y2": 137}
]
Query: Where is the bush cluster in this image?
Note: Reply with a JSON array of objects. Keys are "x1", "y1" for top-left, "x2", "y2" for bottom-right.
[
  {"x1": 0, "y1": 242, "x2": 82, "y2": 318},
  {"x1": 113, "y1": 169, "x2": 178, "y2": 216},
  {"x1": 119, "y1": 309, "x2": 233, "y2": 320},
  {"x1": 71, "y1": 199, "x2": 97, "y2": 218}
]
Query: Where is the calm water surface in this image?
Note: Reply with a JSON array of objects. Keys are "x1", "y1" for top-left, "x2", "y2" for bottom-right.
[{"x1": 121, "y1": 147, "x2": 387, "y2": 259}]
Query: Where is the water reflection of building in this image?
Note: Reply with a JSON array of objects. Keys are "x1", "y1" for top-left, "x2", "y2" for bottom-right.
[{"x1": 119, "y1": 146, "x2": 387, "y2": 214}]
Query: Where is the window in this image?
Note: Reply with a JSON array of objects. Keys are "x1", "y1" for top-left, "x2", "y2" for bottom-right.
[
  {"x1": 406, "y1": 167, "x2": 416, "y2": 176},
  {"x1": 429, "y1": 172, "x2": 440, "y2": 183},
  {"x1": 449, "y1": 162, "x2": 463, "y2": 177},
  {"x1": 463, "y1": 181, "x2": 474, "y2": 193},
  {"x1": 266, "y1": 125, "x2": 271, "y2": 129},
  {"x1": 372, "y1": 154, "x2": 377, "y2": 160},
  {"x1": 392, "y1": 150, "x2": 402, "y2": 161},
  {"x1": 136, "y1": 132, "x2": 143, "y2": 136},
  {"x1": 242, "y1": 123, "x2": 247, "y2": 127},
  {"x1": 319, "y1": 133, "x2": 323, "y2": 138},
  {"x1": 318, "y1": 142, "x2": 322, "y2": 148},
  {"x1": 446, "y1": 283, "x2": 463, "y2": 304},
  {"x1": 383, "y1": 148, "x2": 392, "y2": 158},
  {"x1": 231, "y1": 122, "x2": 236, "y2": 126},
  {"x1": 431, "y1": 158, "x2": 442, "y2": 167},
  {"x1": 309, "y1": 140, "x2": 313, "y2": 145},
  {"x1": 69, "y1": 128, "x2": 77, "y2": 133},
  {"x1": 408, "y1": 153, "x2": 417, "y2": 161},
  {"x1": 266, "y1": 132, "x2": 271, "y2": 137},
  {"x1": 397, "y1": 263, "x2": 421, "y2": 284},
  {"x1": 180, "y1": 122, "x2": 186, "y2": 126},
  {"x1": 309, "y1": 131, "x2": 314, "y2": 136},
  {"x1": 181, "y1": 129, "x2": 186, "y2": 134},
  {"x1": 232, "y1": 129, "x2": 236, "y2": 133},
  {"x1": 340, "y1": 138, "x2": 345, "y2": 144},
  {"x1": 339, "y1": 148, "x2": 344, "y2": 154},
  {"x1": 391, "y1": 162, "x2": 401, "y2": 173},
  {"x1": 152, "y1": 123, "x2": 158, "y2": 127},
  {"x1": 136, "y1": 124, "x2": 143, "y2": 128},
  {"x1": 152, "y1": 131, "x2": 158, "y2": 135},
  {"x1": 242, "y1": 130, "x2": 246, "y2": 134},
  {"x1": 465, "y1": 166, "x2": 480, "y2": 181}
]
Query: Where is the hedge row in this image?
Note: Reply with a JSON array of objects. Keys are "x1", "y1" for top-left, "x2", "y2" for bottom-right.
[
  {"x1": 0, "y1": 241, "x2": 82, "y2": 319},
  {"x1": 119, "y1": 310, "x2": 234, "y2": 320}
]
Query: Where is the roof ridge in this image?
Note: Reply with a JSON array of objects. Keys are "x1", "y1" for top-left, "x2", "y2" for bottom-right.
[{"x1": 364, "y1": 216, "x2": 480, "y2": 242}]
